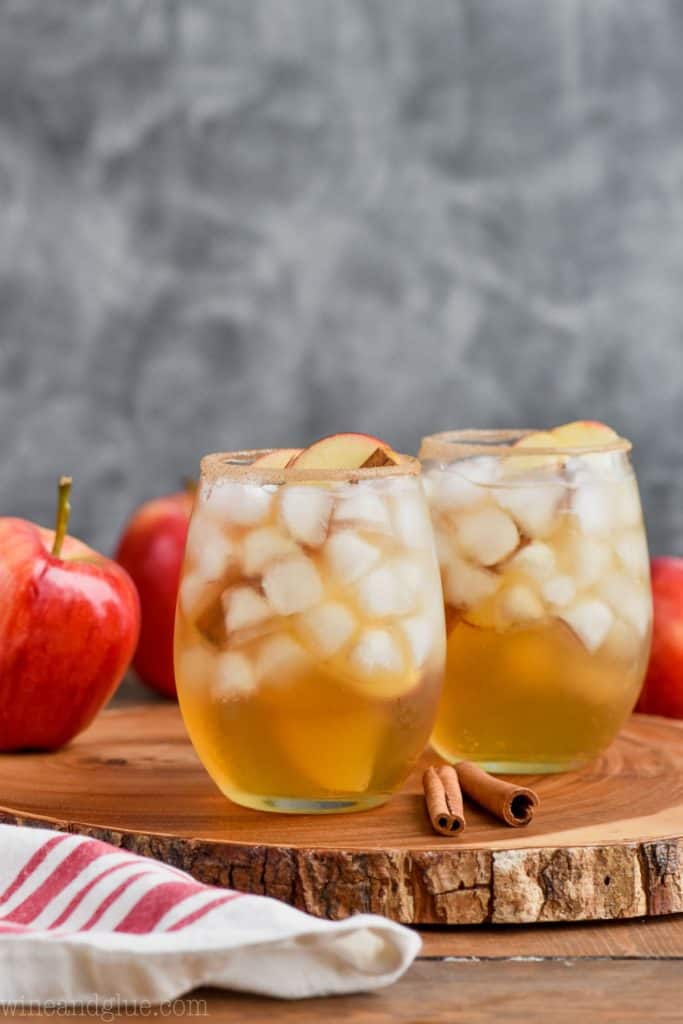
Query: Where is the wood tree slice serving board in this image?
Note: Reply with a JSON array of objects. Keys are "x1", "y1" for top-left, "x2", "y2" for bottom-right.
[{"x1": 1, "y1": 705, "x2": 682, "y2": 926}]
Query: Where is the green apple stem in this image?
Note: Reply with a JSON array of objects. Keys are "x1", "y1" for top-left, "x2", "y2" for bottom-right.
[{"x1": 51, "y1": 476, "x2": 72, "y2": 558}]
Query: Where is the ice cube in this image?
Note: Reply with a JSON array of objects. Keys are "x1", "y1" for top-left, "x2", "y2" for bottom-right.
[
  {"x1": 176, "y1": 644, "x2": 215, "y2": 690},
  {"x1": 324, "y1": 531, "x2": 381, "y2": 584},
  {"x1": 613, "y1": 476, "x2": 642, "y2": 529},
  {"x1": 443, "y1": 554, "x2": 500, "y2": 608},
  {"x1": 458, "y1": 457, "x2": 501, "y2": 486},
  {"x1": 390, "y1": 491, "x2": 434, "y2": 549},
  {"x1": 397, "y1": 554, "x2": 428, "y2": 594},
  {"x1": 507, "y1": 541, "x2": 556, "y2": 582},
  {"x1": 262, "y1": 555, "x2": 323, "y2": 615},
  {"x1": 572, "y1": 482, "x2": 614, "y2": 535},
  {"x1": 599, "y1": 572, "x2": 652, "y2": 637},
  {"x1": 426, "y1": 458, "x2": 497, "y2": 511},
  {"x1": 565, "y1": 452, "x2": 620, "y2": 484},
  {"x1": 178, "y1": 572, "x2": 205, "y2": 616},
  {"x1": 433, "y1": 525, "x2": 454, "y2": 568},
  {"x1": 400, "y1": 614, "x2": 438, "y2": 668},
  {"x1": 601, "y1": 617, "x2": 642, "y2": 662},
  {"x1": 614, "y1": 530, "x2": 649, "y2": 579},
  {"x1": 570, "y1": 534, "x2": 613, "y2": 586},
  {"x1": 494, "y1": 482, "x2": 564, "y2": 539},
  {"x1": 205, "y1": 482, "x2": 272, "y2": 526},
  {"x1": 279, "y1": 485, "x2": 333, "y2": 547},
  {"x1": 350, "y1": 628, "x2": 404, "y2": 675},
  {"x1": 186, "y1": 518, "x2": 236, "y2": 582},
  {"x1": 212, "y1": 651, "x2": 256, "y2": 701},
  {"x1": 242, "y1": 526, "x2": 297, "y2": 576},
  {"x1": 425, "y1": 469, "x2": 481, "y2": 510},
  {"x1": 498, "y1": 584, "x2": 545, "y2": 624},
  {"x1": 197, "y1": 534, "x2": 235, "y2": 581},
  {"x1": 356, "y1": 559, "x2": 420, "y2": 618},
  {"x1": 559, "y1": 599, "x2": 614, "y2": 652},
  {"x1": 256, "y1": 633, "x2": 310, "y2": 684},
  {"x1": 541, "y1": 575, "x2": 576, "y2": 608},
  {"x1": 455, "y1": 506, "x2": 520, "y2": 566},
  {"x1": 420, "y1": 475, "x2": 435, "y2": 503},
  {"x1": 184, "y1": 512, "x2": 208, "y2": 563},
  {"x1": 223, "y1": 586, "x2": 272, "y2": 633},
  {"x1": 332, "y1": 489, "x2": 391, "y2": 532},
  {"x1": 295, "y1": 601, "x2": 356, "y2": 657}
]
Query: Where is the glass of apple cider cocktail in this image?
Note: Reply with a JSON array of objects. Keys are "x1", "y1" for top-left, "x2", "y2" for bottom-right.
[
  {"x1": 419, "y1": 423, "x2": 652, "y2": 773},
  {"x1": 175, "y1": 440, "x2": 446, "y2": 813}
]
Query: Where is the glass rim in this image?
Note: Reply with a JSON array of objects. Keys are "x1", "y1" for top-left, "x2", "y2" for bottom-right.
[
  {"x1": 200, "y1": 449, "x2": 421, "y2": 484},
  {"x1": 419, "y1": 429, "x2": 632, "y2": 461}
]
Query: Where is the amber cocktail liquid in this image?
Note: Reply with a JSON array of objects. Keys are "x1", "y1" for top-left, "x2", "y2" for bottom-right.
[
  {"x1": 420, "y1": 428, "x2": 652, "y2": 773},
  {"x1": 175, "y1": 451, "x2": 445, "y2": 812}
]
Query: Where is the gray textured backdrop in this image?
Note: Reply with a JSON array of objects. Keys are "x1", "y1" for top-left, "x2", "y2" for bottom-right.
[{"x1": 1, "y1": 0, "x2": 681, "y2": 556}]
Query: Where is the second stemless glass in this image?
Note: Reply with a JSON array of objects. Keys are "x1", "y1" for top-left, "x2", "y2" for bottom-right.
[
  {"x1": 175, "y1": 451, "x2": 445, "y2": 813},
  {"x1": 419, "y1": 430, "x2": 652, "y2": 773}
]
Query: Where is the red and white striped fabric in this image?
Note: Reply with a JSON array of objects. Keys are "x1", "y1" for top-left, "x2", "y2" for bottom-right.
[{"x1": 0, "y1": 825, "x2": 420, "y2": 1002}]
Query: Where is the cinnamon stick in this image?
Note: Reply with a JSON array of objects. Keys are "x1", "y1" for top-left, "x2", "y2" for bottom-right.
[
  {"x1": 455, "y1": 761, "x2": 538, "y2": 827},
  {"x1": 423, "y1": 765, "x2": 466, "y2": 836}
]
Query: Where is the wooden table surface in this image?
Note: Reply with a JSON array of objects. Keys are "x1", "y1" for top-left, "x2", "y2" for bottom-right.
[
  {"x1": 43, "y1": 682, "x2": 682, "y2": 1022},
  {"x1": 7, "y1": 702, "x2": 682, "y2": 930},
  {"x1": 38, "y1": 915, "x2": 683, "y2": 1022}
]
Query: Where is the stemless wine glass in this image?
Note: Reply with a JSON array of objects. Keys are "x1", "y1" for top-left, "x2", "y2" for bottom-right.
[
  {"x1": 419, "y1": 430, "x2": 652, "y2": 773},
  {"x1": 175, "y1": 450, "x2": 446, "y2": 813}
]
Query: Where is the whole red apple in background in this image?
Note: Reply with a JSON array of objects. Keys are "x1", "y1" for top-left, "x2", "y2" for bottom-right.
[
  {"x1": 115, "y1": 490, "x2": 192, "y2": 698},
  {"x1": 0, "y1": 477, "x2": 140, "y2": 750},
  {"x1": 636, "y1": 557, "x2": 683, "y2": 718}
]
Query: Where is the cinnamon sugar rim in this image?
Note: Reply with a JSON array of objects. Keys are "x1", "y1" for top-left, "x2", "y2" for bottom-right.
[
  {"x1": 200, "y1": 450, "x2": 421, "y2": 485},
  {"x1": 419, "y1": 429, "x2": 632, "y2": 462}
]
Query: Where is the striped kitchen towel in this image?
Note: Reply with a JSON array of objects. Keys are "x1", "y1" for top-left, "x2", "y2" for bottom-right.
[{"x1": 0, "y1": 824, "x2": 420, "y2": 1003}]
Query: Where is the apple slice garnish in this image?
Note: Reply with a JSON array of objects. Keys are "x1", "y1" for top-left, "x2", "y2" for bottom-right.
[
  {"x1": 514, "y1": 430, "x2": 558, "y2": 451},
  {"x1": 507, "y1": 430, "x2": 560, "y2": 474},
  {"x1": 252, "y1": 449, "x2": 302, "y2": 468},
  {"x1": 550, "y1": 421, "x2": 619, "y2": 448},
  {"x1": 287, "y1": 433, "x2": 399, "y2": 470},
  {"x1": 509, "y1": 422, "x2": 619, "y2": 476},
  {"x1": 360, "y1": 447, "x2": 399, "y2": 468}
]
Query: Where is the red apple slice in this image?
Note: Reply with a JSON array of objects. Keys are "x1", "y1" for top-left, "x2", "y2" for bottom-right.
[
  {"x1": 252, "y1": 449, "x2": 302, "y2": 468},
  {"x1": 287, "y1": 433, "x2": 399, "y2": 470},
  {"x1": 551, "y1": 421, "x2": 619, "y2": 448},
  {"x1": 514, "y1": 430, "x2": 558, "y2": 450},
  {"x1": 507, "y1": 430, "x2": 560, "y2": 474},
  {"x1": 508, "y1": 422, "x2": 619, "y2": 476},
  {"x1": 360, "y1": 447, "x2": 398, "y2": 468}
]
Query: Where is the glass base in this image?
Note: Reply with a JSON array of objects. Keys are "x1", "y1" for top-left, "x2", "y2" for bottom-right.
[
  {"x1": 447, "y1": 758, "x2": 588, "y2": 775},
  {"x1": 226, "y1": 791, "x2": 390, "y2": 814}
]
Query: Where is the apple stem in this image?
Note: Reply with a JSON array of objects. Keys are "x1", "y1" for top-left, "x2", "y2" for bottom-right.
[
  {"x1": 51, "y1": 476, "x2": 72, "y2": 558},
  {"x1": 183, "y1": 477, "x2": 198, "y2": 498}
]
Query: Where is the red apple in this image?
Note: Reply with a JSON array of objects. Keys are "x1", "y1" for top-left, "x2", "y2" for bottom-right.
[
  {"x1": 115, "y1": 489, "x2": 193, "y2": 698},
  {"x1": 636, "y1": 557, "x2": 683, "y2": 718},
  {"x1": 0, "y1": 477, "x2": 140, "y2": 750}
]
